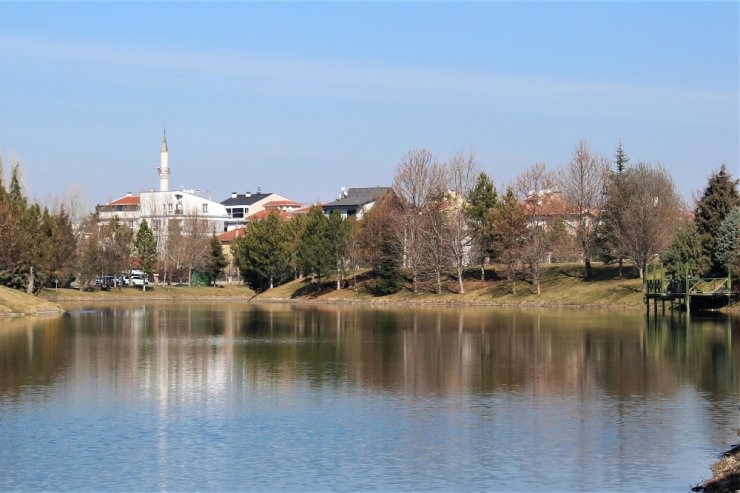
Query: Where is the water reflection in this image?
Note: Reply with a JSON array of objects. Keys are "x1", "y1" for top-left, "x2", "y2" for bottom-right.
[
  {"x1": 1, "y1": 304, "x2": 737, "y2": 402},
  {"x1": 0, "y1": 304, "x2": 737, "y2": 491}
]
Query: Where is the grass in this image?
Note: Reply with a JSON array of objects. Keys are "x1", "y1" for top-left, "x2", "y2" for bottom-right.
[
  {"x1": 254, "y1": 262, "x2": 647, "y2": 308},
  {"x1": 0, "y1": 285, "x2": 64, "y2": 317}
]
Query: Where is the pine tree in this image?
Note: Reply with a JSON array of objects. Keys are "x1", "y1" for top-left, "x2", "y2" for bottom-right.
[
  {"x1": 232, "y1": 213, "x2": 292, "y2": 290},
  {"x1": 714, "y1": 207, "x2": 740, "y2": 276},
  {"x1": 374, "y1": 234, "x2": 403, "y2": 295},
  {"x1": 694, "y1": 165, "x2": 740, "y2": 274},
  {"x1": 134, "y1": 220, "x2": 157, "y2": 291},
  {"x1": 204, "y1": 235, "x2": 227, "y2": 286},
  {"x1": 467, "y1": 171, "x2": 498, "y2": 280},
  {"x1": 662, "y1": 223, "x2": 709, "y2": 276},
  {"x1": 297, "y1": 206, "x2": 332, "y2": 284},
  {"x1": 614, "y1": 141, "x2": 629, "y2": 174}
]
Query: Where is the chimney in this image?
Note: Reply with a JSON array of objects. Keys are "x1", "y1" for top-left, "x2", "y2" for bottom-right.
[
  {"x1": 246, "y1": 191, "x2": 251, "y2": 198},
  {"x1": 127, "y1": 192, "x2": 132, "y2": 197},
  {"x1": 231, "y1": 192, "x2": 237, "y2": 199}
]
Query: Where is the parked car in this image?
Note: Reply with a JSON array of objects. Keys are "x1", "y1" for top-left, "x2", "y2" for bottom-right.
[
  {"x1": 126, "y1": 275, "x2": 148, "y2": 287},
  {"x1": 95, "y1": 275, "x2": 117, "y2": 291}
]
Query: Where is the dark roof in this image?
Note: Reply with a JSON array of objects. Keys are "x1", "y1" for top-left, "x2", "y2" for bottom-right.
[
  {"x1": 322, "y1": 187, "x2": 390, "y2": 209},
  {"x1": 220, "y1": 193, "x2": 272, "y2": 207}
]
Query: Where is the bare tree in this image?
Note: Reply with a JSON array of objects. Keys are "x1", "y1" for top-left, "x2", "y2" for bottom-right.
[
  {"x1": 443, "y1": 152, "x2": 478, "y2": 293},
  {"x1": 180, "y1": 210, "x2": 211, "y2": 286},
  {"x1": 559, "y1": 141, "x2": 610, "y2": 278},
  {"x1": 608, "y1": 162, "x2": 683, "y2": 281},
  {"x1": 515, "y1": 163, "x2": 555, "y2": 294},
  {"x1": 393, "y1": 149, "x2": 445, "y2": 293}
]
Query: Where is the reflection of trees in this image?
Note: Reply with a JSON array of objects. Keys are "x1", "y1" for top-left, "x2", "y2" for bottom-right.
[
  {"x1": 0, "y1": 316, "x2": 70, "y2": 398},
  {"x1": 1, "y1": 304, "x2": 736, "y2": 408}
]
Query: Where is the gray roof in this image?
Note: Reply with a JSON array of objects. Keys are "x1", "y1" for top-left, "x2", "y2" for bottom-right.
[
  {"x1": 322, "y1": 187, "x2": 390, "y2": 209},
  {"x1": 220, "y1": 193, "x2": 272, "y2": 207}
]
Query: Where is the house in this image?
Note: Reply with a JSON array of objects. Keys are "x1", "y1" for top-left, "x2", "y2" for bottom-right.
[
  {"x1": 321, "y1": 187, "x2": 391, "y2": 219},
  {"x1": 220, "y1": 192, "x2": 300, "y2": 231},
  {"x1": 216, "y1": 227, "x2": 247, "y2": 283}
]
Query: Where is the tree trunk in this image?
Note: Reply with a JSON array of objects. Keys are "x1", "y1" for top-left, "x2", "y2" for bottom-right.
[
  {"x1": 436, "y1": 271, "x2": 442, "y2": 295},
  {"x1": 269, "y1": 275, "x2": 274, "y2": 290},
  {"x1": 188, "y1": 266, "x2": 193, "y2": 287},
  {"x1": 336, "y1": 266, "x2": 341, "y2": 291},
  {"x1": 458, "y1": 268, "x2": 465, "y2": 294},
  {"x1": 27, "y1": 266, "x2": 35, "y2": 294},
  {"x1": 480, "y1": 261, "x2": 485, "y2": 281},
  {"x1": 618, "y1": 258, "x2": 623, "y2": 278},
  {"x1": 585, "y1": 257, "x2": 592, "y2": 279}
]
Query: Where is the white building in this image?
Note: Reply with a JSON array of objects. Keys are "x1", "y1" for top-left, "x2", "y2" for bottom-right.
[
  {"x1": 220, "y1": 192, "x2": 301, "y2": 231},
  {"x1": 97, "y1": 133, "x2": 229, "y2": 237}
]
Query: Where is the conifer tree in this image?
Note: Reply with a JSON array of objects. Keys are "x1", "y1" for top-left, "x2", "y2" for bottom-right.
[
  {"x1": 714, "y1": 207, "x2": 740, "y2": 276},
  {"x1": 662, "y1": 223, "x2": 709, "y2": 276},
  {"x1": 694, "y1": 165, "x2": 740, "y2": 274},
  {"x1": 467, "y1": 171, "x2": 498, "y2": 280},
  {"x1": 204, "y1": 235, "x2": 227, "y2": 286},
  {"x1": 297, "y1": 206, "x2": 332, "y2": 284},
  {"x1": 134, "y1": 219, "x2": 157, "y2": 291}
]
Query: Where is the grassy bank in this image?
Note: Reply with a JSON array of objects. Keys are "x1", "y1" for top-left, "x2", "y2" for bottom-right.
[
  {"x1": 0, "y1": 286, "x2": 64, "y2": 317},
  {"x1": 39, "y1": 284, "x2": 256, "y2": 302},
  {"x1": 696, "y1": 446, "x2": 740, "y2": 492},
  {"x1": 255, "y1": 263, "x2": 647, "y2": 308}
]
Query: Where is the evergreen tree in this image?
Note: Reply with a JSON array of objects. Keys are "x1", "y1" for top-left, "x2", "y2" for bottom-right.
[
  {"x1": 134, "y1": 219, "x2": 157, "y2": 291},
  {"x1": 488, "y1": 187, "x2": 528, "y2": 294},
  {"x1": 296, "y1": 206, "x2": 332, "y2": 284},
  {"x1": 204, "y1": 235, "x2": 227, "y2": 286},
  {"x1": 662, "y1": 223, "x2": 709, "y2": 276},
  {"x1": 374, "y1": 234, "x2": 403, "y2": 295},
  {"x1": 467, "y1": 171, "x2": 498, "y2": 280},
  {"x1": 694, "y1": 165, "x2": 740, "y2": 274},
  {"x1": 614, "y1": 141, "x2": 629, "y2": 174},
  {"x1": 232, "y1": 213, "x2": 292, "y2": 290},
  {"x1": 714, "y1": 207, "x2": 740, "y2": 276},
  {"x1": 326, "y1": 212, "x2": 353, "y2": 290},
  {"x1": 48, "y1": 208, "x2": 77, "y2": 286}
]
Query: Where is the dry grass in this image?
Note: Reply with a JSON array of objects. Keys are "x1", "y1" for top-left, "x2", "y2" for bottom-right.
[
  {"x1": 0, "y1": 286, "x2": 64, "y2": 316},
  {"x1": 695, "y1": 445, "x2": 740, "y2": 492},
  {"x1": 254, "y1": 263, "x2": 647, "y2": 308}
]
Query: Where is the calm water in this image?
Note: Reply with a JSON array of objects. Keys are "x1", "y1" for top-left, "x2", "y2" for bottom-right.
[{"x1": 0, "y1": 302, "x2": 738, "y2": 491}]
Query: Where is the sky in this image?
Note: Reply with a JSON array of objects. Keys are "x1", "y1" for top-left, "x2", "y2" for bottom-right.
[{"x1": 0, "y1": 2, "x2": 737, "y2": 209}]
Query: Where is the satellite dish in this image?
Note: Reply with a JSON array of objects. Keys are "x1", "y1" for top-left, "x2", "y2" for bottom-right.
[{"x1": 257, "y1": 186, "x2": 262, "y2": 193}]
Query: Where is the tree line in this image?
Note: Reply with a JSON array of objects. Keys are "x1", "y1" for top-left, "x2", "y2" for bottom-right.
[
  {"x1": 232, "y1": 142, "x2": 739, "y2": 295},
  {"x1": 0, "y1": 155, "x2": 227, "y2": 292},
  {"x1": 0, "y1": 142, "x2": 737, "y2": 296}
]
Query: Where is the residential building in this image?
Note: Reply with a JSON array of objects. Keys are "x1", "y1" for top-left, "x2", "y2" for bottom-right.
[
  {"x1": 220, "y1": 192, "x2": 300, "y2": 230},
  {"x1": 321, "y1": 187, "x2": 390, "y2": 219}
]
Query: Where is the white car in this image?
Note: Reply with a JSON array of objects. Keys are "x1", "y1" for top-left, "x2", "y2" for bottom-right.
[{"x1": 127, "y1": 275, "x2": 148, "y2": 287}]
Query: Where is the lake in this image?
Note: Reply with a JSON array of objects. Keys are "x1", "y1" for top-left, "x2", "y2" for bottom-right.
[{"x1": 0, "y1": 302, "x2": 737, "y2": 491}]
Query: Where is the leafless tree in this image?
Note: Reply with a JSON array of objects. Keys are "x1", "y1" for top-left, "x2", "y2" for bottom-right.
[
  {"x1": 443, "y1": 152, "x2": 478, "y2": 293},
  {"x1": 515, "y1": 163, "x2": 555, "y2": 294},
  {"x1": 608, "y1": 162, "x2": 683, "y2": 281},
  {"x1": 559, "y1": 141, "x2": 610, "y2": 278},
  {"x1": 393, "y1": 149, "x2": 445, "y2": 293},
  {"x1": 180, "y1": 210, "x2": 211, "y2": 286}
]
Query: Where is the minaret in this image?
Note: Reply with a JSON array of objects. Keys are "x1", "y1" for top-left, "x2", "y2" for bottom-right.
[{"x1": 158, "y1": 130, "x2": 169, "y2": 192}]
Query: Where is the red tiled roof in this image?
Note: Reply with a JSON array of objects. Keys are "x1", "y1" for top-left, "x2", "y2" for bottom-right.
[
  {"x1": 216, "y1": 227, "x2": 246, "y2": 243},
  {"x1": 109, "y1": 195, "x2": 140, "y2": 206},
  {"x1": 523, "y1": 192, "x2": 580, "y2": 216},
  {"x1": 248, "y1": 209, "x2": 290, "y2": 222},
  {"x1": 263, "y1": 200, "x2": 302, "y2": 209}
]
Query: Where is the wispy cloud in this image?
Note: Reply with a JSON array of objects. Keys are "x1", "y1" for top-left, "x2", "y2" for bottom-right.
[{"x1": 0, "y1": 34, "x2": 735, "y2": 122}]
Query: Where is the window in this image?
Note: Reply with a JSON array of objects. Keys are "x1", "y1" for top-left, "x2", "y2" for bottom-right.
[
  {"x1": 153, "y1": 219, "x2": 161, "y2": 231},
  {"x1": 232, "y1": 207, "x2": 244, "y2": 218},
  {"x1": 202, "y1": 203, "x2": 208, "y2": 213},
  {"x1": 168, "y1": 203, "x2": 173, "y2": 214}
]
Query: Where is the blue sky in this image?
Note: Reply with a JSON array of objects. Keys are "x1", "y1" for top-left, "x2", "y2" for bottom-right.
[{"x1": 0, "y1": 2, "x2": 737, "y2": 207}]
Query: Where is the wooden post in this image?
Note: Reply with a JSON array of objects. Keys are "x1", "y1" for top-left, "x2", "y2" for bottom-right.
[{"x1": 685, "y1": 265, "x2": 690, "y2": 315}]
